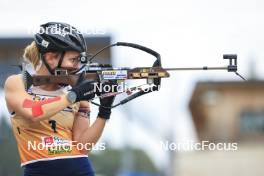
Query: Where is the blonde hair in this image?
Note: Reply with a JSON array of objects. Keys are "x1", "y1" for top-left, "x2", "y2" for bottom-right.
[{"x1": 23, "y1": 41, "x2": 40, "y2": 70}]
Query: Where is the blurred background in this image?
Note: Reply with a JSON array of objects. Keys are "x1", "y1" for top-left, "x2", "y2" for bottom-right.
[{"x1": 0, "y1": 0, "x2": 264, "y2": 176}]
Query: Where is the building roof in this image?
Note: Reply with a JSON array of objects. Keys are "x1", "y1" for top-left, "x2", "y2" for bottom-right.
[{"x1": 0, "y1": 36, "x2": 111, "y2": 48}]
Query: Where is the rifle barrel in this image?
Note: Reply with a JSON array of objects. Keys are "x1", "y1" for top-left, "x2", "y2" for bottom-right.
[{"x1": 164, "y1": 66, "x2": 227, "y2": 71}]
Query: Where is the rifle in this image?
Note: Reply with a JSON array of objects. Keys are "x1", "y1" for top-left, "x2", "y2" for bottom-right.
[{"x1": 22, "y1": 42, "x2": 246, "y2": 108}]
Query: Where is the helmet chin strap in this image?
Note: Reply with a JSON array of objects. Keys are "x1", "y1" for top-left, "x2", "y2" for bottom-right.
[
  {"x1": 57, "y1": 51, "x2": 65, "y2": 69},
  {"x1": 39, "y1": 53, "x2": 54, "y2": 75},
  {"x1": 40, "y1": 51, "x2": 65, "y2": 75}
]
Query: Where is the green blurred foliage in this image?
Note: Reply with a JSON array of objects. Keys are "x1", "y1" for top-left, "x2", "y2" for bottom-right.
[
  {"x1": 90, "y1": 147, "x2": 160, "y2": 176},
  {"x1": 0, "y1": 118, "x2": 23, "y2": 176}
]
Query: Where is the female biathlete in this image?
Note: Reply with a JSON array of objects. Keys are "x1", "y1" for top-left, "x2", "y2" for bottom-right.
[{"x1": 4, "y1": 22, "x2": 115, "y2": 176}]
